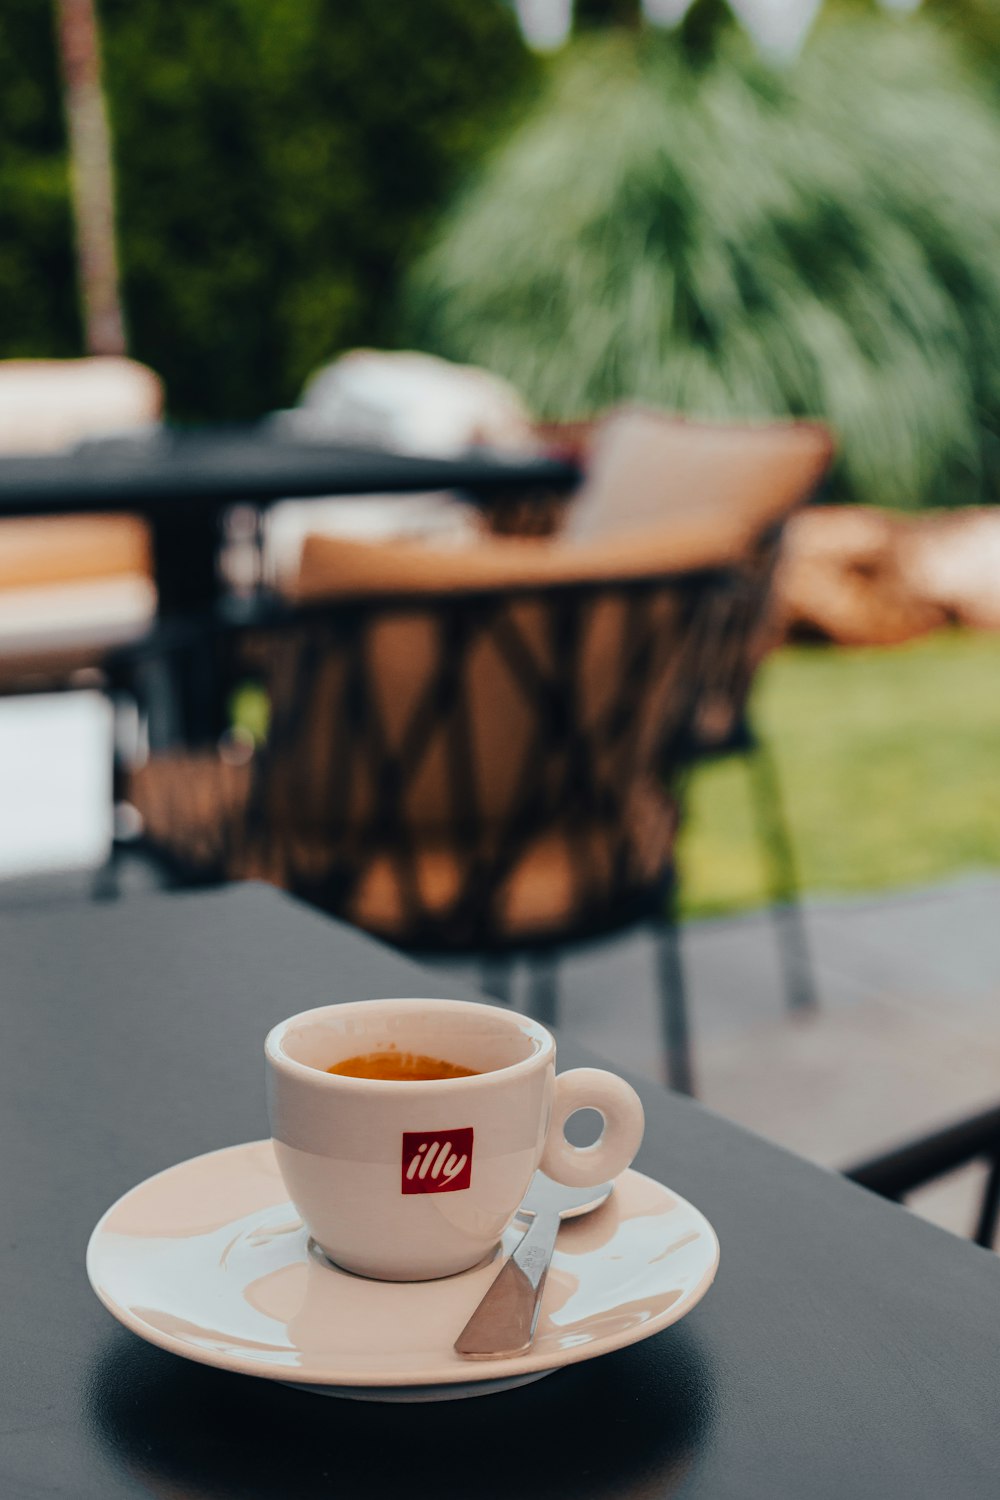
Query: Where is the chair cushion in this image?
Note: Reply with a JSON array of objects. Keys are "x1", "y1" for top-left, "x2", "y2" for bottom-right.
[
  {"x1": 0, "y1": 357, "x2": 162, "y2": 454},
  {"x1": 0, "y1": 515, "x2": 151, "y2": 591},
  {"x1": 289, "y1": 411, "x2": 833, "y2": 601},
  {"x1": 0, "y1": 518, "x2": 154, "y2": 688},
  {"x1": 0, "y1": 580, "x2": 156, "y2": 690},
  {"x1": 563, "y1": 408, "x2": 833, "y2": 544},
  {"x1": 0, "y1": 354, "x2": 161, "y2": 687},
  {"x1": 295, "y1": 796, "x2": 678, "y2": 945},
  {"x1": 125, "y1": 751, "x2": 677, "y2": 945}
]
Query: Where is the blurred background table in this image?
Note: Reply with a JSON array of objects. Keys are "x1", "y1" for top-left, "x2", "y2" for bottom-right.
[
  {"x1": 3, "y1": 882, "x2": 1000, "y2": 1500},
  {"x1": 0, "y1": 429, "x2": 579, "y2": 616}
]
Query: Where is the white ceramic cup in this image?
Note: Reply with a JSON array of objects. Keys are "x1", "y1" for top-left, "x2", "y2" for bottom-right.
[{"x1": 265, "y1": 997, "x2": 645, "y2": 1281}]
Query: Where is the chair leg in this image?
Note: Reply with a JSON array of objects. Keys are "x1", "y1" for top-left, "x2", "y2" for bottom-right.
[
  {"x1": 654, "y1": 893, "x2": 695, "y2": 1097},
  {"x1": 92, "y1": 840, "x2": 123, "y2": 902},
  {"x1": 478, "y1": 955, "x2": 514, "y2": 1008},
  {"x1": 975, "y1": 1157, "x2": 1000, "y2": 1249},
  {"x1": 746, "y1": 731, "x2": 817, "y2": 1013},
  {"x1": 526, "y1": 948, "x2": 559, "y2": 1027},
  {"x1": 93, "y1": 683, "x2": 130, "y2": 903}
]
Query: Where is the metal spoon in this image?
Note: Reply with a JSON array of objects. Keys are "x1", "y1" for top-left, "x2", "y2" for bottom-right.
[{"x1": 454, "y1": 1172, "x2": 614, "y2": 1360}]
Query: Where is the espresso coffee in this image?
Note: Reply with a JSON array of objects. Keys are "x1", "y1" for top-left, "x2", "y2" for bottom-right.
[
  {"x1": 268, "y1": 997, "x2": 645, "y2": 1278},
  {"x1": 327, "y1": 1050, "x2": 479, "y2": 1082}
]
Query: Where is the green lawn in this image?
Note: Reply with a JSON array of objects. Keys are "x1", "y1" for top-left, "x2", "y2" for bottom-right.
[{"x1": 677, "y1": 631, "x2": 1000, "y2": 919}]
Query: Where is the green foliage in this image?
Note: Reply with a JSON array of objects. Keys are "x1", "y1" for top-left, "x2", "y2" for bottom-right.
[
  {"x1": 408, "y1": 14, "x2": 1000, "y2": 508},
  {"x1": 679, "y1": 632, "x2": 1000, "y2": 917},
  {"x1": 0, "y1": 2, "x2": 79, "y2": 356},
  {"x1": 0, "y1": 1, "x2": 533, "y2": 418},
  {"x1": 575, "y1": 0, "x2": 643, "y2": 29},
  {"x1": 825, "y1": 0, "x2": 1000, "y2": 65},
  {"x1": 676, "y1": 0, "x2": 735, "y2": 63}
]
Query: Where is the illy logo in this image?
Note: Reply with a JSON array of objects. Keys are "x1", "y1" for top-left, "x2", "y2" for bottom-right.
[{"x1": 401, "y1": 1128, "x2": 473, "y2": 1194}]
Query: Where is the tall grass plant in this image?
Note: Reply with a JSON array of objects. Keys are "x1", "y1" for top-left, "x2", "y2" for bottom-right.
[{"x1": 409, "y1": 12, "x2": 1000, "y2": 507}]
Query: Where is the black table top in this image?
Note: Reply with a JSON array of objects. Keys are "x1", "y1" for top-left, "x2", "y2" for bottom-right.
[
  {"x1": 4, "y1": 884, "x2": 1000, "y2": 1500},
  {"x1": 0, "y1": 429, "x2": 578, "y2": 516}
]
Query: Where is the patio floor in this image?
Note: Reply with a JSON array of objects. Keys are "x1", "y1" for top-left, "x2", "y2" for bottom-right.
[{"x1": 436, "y1": 876, "x2": 1000, "y2": 1242}]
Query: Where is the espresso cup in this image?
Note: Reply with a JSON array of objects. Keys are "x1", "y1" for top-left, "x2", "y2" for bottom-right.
[{"x1": 265, "y1": 997, "x2": 645, "y2": 1281}]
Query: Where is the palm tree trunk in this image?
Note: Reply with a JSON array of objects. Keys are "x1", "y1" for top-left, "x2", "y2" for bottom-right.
[{"x1": 54, "y1": 0, "x2": 126, "y2": 355}]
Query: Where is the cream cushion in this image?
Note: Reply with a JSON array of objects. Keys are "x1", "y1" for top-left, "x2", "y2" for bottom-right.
[{"x1": 0, "y1": 358, "x2": 162, "y2": 685}]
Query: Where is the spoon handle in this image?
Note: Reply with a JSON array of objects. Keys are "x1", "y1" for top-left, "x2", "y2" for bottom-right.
[{"x1": 454, "y1": 1210, "x2": 561, "y2": 1360}]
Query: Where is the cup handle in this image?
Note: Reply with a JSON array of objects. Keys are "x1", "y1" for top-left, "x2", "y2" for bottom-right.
[{"x1": 539, "y1": 1068, "x2": 645, "y2": 1189}]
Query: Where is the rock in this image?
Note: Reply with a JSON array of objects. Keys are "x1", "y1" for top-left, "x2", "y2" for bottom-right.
[
  {"x1": 899, "y1": 509, "x2": 1000, "y2": 631},
  {"x1": 774, "y1": 506, "x2": 948, "y2": 645}
]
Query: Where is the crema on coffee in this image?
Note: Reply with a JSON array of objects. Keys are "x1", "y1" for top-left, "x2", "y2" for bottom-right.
[{"x1": 327, "y1": 1051, "x2": 478, "y2": 1082}]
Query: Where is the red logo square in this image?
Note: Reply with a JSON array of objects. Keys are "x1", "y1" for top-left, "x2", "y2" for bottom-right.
[{"x1": 401, "y1": 1128, "x2": 473, "y2": 1194}]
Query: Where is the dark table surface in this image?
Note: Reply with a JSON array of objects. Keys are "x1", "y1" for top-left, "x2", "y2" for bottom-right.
[
  {"x1": 4, "y1": 884, "x2": 1000, "y2": 1500},
  {"x1": 0, "y1": 428, "x2": 578, "y2": 516}
]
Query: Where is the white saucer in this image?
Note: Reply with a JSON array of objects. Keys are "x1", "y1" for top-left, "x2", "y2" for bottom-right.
[{"x1": 87, "y1": 1141, "x2": 719, "y2": 1402}]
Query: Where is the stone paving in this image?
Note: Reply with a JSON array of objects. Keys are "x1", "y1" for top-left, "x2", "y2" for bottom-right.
[{"x1": 436, "y1": 876, "x2": 1000, "y2": 1242}]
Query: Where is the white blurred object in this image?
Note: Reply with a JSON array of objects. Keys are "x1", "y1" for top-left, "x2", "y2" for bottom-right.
[
  {"x1": 902, "y1": 511, "x2": 1000, "y2": 631},
  {"x1": 290, "y1": 349, "x2": 537, "y2": 458},
  {"x1": 0, "y1": 358, "x2": 160, "y2": 686},
  {"x1": 0, "y1": 357, "x2": 162, "y2": 455},
  {"x1": 642, "y1": 0, "x2": 695, "y2": 25},
  {"x1": 267, "y1": 350, "x2": 538, "y2": 583},
  {"x1": 0, "y1": 576, "x2": 156, "y2": 659},
  {"x1": 727, "y1": 0, "x2": 922, "y2": 62},
  {"x1": 728, "y1": 0, "x2": 824, "y2": 60},
  {"x1": 0, "y1": 692, "x2": 112, "y2": 876},
  {"x1": 644, "y1": 1, "x2": 922, "y2": 56},
  {"x1": 515, "y1": 0, "x2": 574, "y2": 51},
  {"x1": 265, "y1": 494, "x2": 486, "y2": 589}
]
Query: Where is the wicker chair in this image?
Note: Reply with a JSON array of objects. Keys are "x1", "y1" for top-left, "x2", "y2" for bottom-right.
[
  {"x1": 119, "y1": 413, "x2": 833, "y2": 1091},
  {"x1": 122, "y1": 575, "x2": 718, "y2": 1093},
  {"x1": 847, "y1": 1105, "x2": 1000, "y2": 1250},
  {"x1": 524, "y1": 409, "x2": 823, "y2": 1012},
  {"x1": 674, "y1": 527, "x2": 818, "y2": 1011}
]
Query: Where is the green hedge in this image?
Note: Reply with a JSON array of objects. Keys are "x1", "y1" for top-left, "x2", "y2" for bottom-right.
[
  {"x1": 0, "y1": 0, "x2": 532, "y2": 418},
  {"x1": 0, "y1": 2, "x2": 80, "y2": 356}
]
